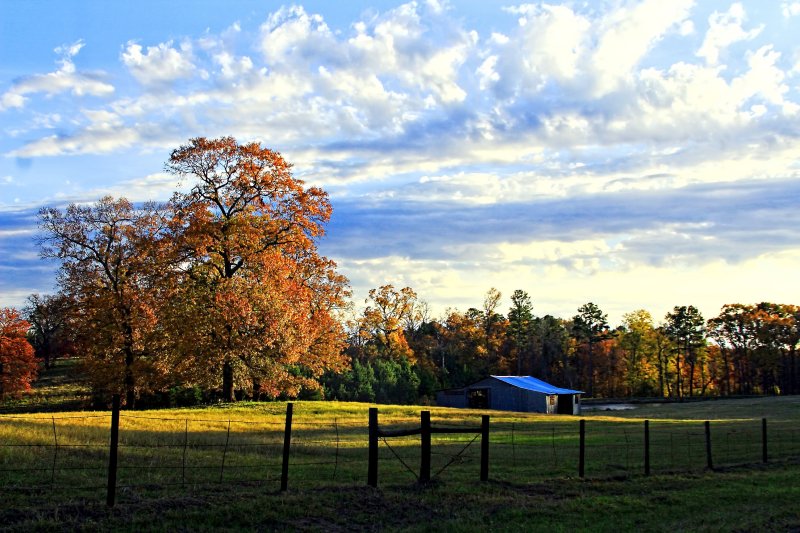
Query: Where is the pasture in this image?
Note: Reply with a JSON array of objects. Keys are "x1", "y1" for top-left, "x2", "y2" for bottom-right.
[{"x1": 1, "y1": 387, "x2": 799, "y2": 530}]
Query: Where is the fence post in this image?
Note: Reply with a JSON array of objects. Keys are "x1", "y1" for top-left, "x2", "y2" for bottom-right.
[
  {"x1": 762, "y1": 418, "x2": 768, "y2": 463},
  {"x1": 579, "y1": 419, "x2": 585, "y2": 478},
  {"x1": 281, "y1": 402, "x2": 293, "y2": 491},
  {"x1": 420, "y1": 411, "x2": 431, "y2": 483},
  {"x1": 480, "y1": 415, "x2": 490, "y2": 482},
  {"x1": 704, "y1": 420, "x2": 713, "y2": 470},
  {"x1": 644, "y1": 420, "x2": 650, "y2": 476},
  {"x1": 106, "y1": 394, "x2": 120, "y2": 508},
  {"x1": 368, "y1": 407, "x2": 378, "y2": 487}
]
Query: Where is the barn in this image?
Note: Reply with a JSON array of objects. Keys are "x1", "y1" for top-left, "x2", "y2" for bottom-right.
[{"x1": 436, "y1": 376, "x2": 583, "y2": 415}]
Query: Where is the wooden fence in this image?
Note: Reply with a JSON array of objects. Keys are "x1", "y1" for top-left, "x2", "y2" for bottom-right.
[
  {"x1": 1, "y1": 400, "x2": 796, "y2": 509},
  {"x1": 368, "y1": 407, "x2": 489, "y2": 486}
]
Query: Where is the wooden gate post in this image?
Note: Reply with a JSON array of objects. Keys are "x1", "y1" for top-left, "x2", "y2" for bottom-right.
[
  {"x1": 644, "y1": 420, "x2": 650, "y2": 476},
  {"x1": 762, "y1": 418, "x2": 768, "y2": 463},
  {"x1": 368, "y1": 407, "x2": 378, "y2": 487},
  {"x1": 578, "y1": 419, "x2": 585, "y2": 478},
  {"x1": 280, "y1": 402, "x2": 293, "y2": 491},
  {"x1": 704, "y1": 420, "x2": 713, "y2": 470},
  {"x1": 480, "y1": 415, "x2": 489, "y2": 482},
  {"x1": 420, "y1": 411, "x2": 431, "y2": 483},
  {"x1": 106, "y1": 395, "x2": 120, "y2": 508}
]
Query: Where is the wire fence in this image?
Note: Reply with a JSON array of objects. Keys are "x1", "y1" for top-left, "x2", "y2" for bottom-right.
[{"x1": 1, "y1": 403, "x2": 799, "y2": 507}]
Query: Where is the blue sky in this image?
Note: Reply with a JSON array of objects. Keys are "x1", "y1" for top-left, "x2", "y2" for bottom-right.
[{"x1": 2, "y1": 0, "x2": 800, "y2": 325}]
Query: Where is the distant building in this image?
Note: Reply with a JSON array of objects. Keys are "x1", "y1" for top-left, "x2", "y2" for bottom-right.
[{"x1": 436, "y1": 376, "x2": 583, "y2": 415}]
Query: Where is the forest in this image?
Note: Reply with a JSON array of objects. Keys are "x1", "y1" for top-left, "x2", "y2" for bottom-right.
[{"x1": 1, "y1": 137, "x2": 798, "y2": 407}]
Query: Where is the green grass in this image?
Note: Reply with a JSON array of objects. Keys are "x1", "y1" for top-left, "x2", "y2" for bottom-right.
[
  {"x1": 0, "y1": 358, "x2": 92, "y2": 414},
  {"x1": 1, "y1": 364, "x2": 799, "y2": 530}
]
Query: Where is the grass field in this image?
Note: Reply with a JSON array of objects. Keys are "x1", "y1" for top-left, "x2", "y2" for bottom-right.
[{"x1": 1, "y1": 361, "x2": 799, "y2": 531}]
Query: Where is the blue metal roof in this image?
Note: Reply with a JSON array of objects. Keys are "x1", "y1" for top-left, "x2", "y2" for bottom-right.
[{"x1": 491, "y1": 376, "x2": 583, "y2": 395}]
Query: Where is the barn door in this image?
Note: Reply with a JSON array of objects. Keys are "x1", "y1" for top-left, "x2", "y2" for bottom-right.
[
  {"x1": 556, "y1": 394, "x2": 573, "y2": 414},
  {"x1": 467, "y1": 388, "x2": 489, "y2": 409}
]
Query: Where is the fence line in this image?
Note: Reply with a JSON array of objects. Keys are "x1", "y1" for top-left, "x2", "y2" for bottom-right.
[{"x1": 2, "y1": 403, "x2": 799, "y2": 507}]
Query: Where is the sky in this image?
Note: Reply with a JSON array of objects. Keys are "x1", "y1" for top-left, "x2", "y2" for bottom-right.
[{"x1": 1, "y1": 0, "x2": 800, "y2": 326}]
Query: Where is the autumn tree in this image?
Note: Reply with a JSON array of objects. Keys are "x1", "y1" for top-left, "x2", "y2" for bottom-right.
[
  {"x1": 571, "y1": 302, "x2": 610, "y2": 397},
  {"x1": 166, "y1": 137, "x2": 348, "y2": 401},
  {"x1": 527, "y1": 315, "x2": 571, "y2": 384},
  {"x1": 665, "y1": 305, "x2": 705, "y2": 398},
  {"x1": 507, "y1": 290, "x2": 533, "y2": 375},
  {"x1": 24, "y1": 293, "x2": 73, "y2": 369},
  {"x1": 708, "y1": 303, "x2": 800, "y2": 396},
  {"x1": 773, "y1": 304, "x2": 800, "y2": 394},
  {"x1": 481, "y1": 288, "x2": 506, "y2": 369},
  {"x1": 39, "y1": 197, "x2": 171, "y2": 407},
  {"x1": 437, "y1": 308, "x2": 490, "y2": 386},
  {"x1": 750, "y1": 302, "x2": 797, "y2": 395},
  {"x1": 0, "y1": 308, "x2": 38, "y2": 400},
  {"x1": 355, "y1": 284, "x2": 418, "y2": 362},
  {"x1": 620, "y1": 310, "x2": 658, "y2": 396}
]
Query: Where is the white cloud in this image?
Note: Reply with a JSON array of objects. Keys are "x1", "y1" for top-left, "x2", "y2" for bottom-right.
[
  {"x1": 732, "y1": 45, "x2": 788, "y2": 105},
  {"x1": 488, "y1": 1, "x2": 693, "y2": 98},
  {"x1": 0, "y1": 40, "x2": 113, "y2": 111},
  {"x1": 697, "y1": 3, "x2": 763, "y2": 65},
  {"x1": 212, "y1": 51, "x2": 254, "y2": 79},
  {"x1": 782, "y1": 2, "x2": 800, "y2": 17},
  {"x1": 9, "y1": 126, "x2": 141, "y2": 157},
  {"x1": 490, "y1": 4, "x2": 590, "y2": 95},
  {"x1": 262, "y1": 3, "x2": 471, "y2": 105},
  {"x1": 121, "y1": 40, "x2": 196, "y2": 85},
  {"x1": 590, "y1": 0, "x2": 694, "y2": 95}
]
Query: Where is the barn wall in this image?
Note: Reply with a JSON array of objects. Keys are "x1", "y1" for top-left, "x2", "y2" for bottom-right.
[
  {"x1": 435, "y1": 389, "x2": 467, "y2": 408},
  {"x1": 523, "y1": 390, "x2": 548, "y2": 413},
  {"x1": 485, "y1": 381, "x2": 519, "y2": 411}
]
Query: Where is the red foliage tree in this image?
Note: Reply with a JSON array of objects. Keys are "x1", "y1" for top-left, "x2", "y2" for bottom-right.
[{"x1": 0, "y1": 308, "x2": 38, "y2": 399}]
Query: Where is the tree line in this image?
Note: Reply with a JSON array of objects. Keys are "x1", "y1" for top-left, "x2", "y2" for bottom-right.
[
  {"x1": 0, "y1": 138, "x2": 797, "y2": 406},
  {"x1": 321, "y1": 286, "x2": 799, "y2": 404}
]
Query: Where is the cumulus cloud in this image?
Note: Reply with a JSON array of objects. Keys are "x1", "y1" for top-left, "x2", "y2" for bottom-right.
[
  {"x1": 782, "y1": 2, "x2": 800, "y2": 17},
  {"x1": 696, "y1": 3, "x2": 763, "y2": 65},
  {"x1": 590, "y1": 0, "x2": 695, "y2": 95},
  {"x1": 486, "y1": 1, "x2": 693, "y2": 98},
  {"x1": 121, "y1": 40, "x2": 196, "y2": 86},
  {"x1": 0, "y1": 40, "x2": 113, "y2": 112},
  {"x1": 258, "y1": 2, "x2": 473, "y2": 107}
]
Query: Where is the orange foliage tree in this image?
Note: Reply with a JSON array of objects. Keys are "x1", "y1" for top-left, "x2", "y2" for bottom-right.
[
  {"x1": 356, "y1": 285, "x2": 418, "y2": 362},
  {"x1": 166, "y1": 137, "x2": 349, "y2": 401},
  {"x1": 0, "y1": 308, "x2": 38, "y2": 399},
  {"x1": 39, "y1": 197, "x2": 172, "y2": 407}
]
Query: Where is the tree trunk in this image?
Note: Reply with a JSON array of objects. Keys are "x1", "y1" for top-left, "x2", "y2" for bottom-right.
[
  {"x1": 587, "y1": 342, "x2": 594, "y2": 398},
  {"x1": 43, "y1": 341, "x2": 52, "y2": 370},
  {"x1": 123, "y1": 318, "x2": 136, "y2": 409},
  {"x1": 222, "y1": 359, "x2": 236, "y2": 402},
  {"x1": 252, "y1": 375, "x2": 262, "y2": 401},
  {"x1": 124, "y1": 348, "x2": 136, "y2": 409},
  {"x1": 722, "y1": 349, "x2": 730, "y2": 396}
]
